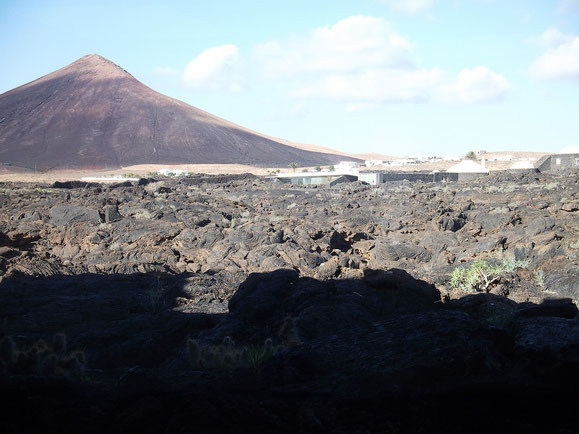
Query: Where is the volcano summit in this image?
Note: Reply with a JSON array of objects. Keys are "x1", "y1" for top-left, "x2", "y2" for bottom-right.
[{"x1": 0, "y1": 54, "x2": 348, "y2": 170}]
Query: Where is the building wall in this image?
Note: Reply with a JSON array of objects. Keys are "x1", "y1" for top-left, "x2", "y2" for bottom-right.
[
  {"x1": 380, "y1": 172, "x2": 459, "y2": 183},
  {"x1": 457, "y1": 172, "x2": 487, "y2": 182},
  {"x1": 329, "y1": 175, "x2": 358, "y2": 187},
  {"x1": 360, "y1": 171, "x2": 460, "y2": 184},
  {"x1": 358, "y1": 172, "x2": 381, "y2": 185},
  {"x1": 279, "y1": 176, "x2": 336, "y2": 185},
  {"x1": 535, "y1": 153, "x2": 579, "y2": 172}
]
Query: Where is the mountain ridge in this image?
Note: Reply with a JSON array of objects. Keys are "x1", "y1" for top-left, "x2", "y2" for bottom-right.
[{"x1": 0, "y1": 54, "x2": 355, "y2": 170}]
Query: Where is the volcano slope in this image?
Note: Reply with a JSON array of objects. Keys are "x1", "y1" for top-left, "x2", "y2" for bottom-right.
[
  {"x1": 0, "y1": 54, "x2": 351, "y2": 170},
  {"x1": 0, "y1": 171, "x2": 578, "y2": 433}
]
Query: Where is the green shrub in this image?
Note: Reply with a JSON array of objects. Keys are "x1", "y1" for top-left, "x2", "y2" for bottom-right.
[
  {"x1": 449, "y1": 258, "x2": 530, "y2": 293},
  {"x1": 246, "y1": 338, "x2": 274, "y2": 371},
  {"x1": 534, "y1": 269, "x2": 546, "y2": 288}
]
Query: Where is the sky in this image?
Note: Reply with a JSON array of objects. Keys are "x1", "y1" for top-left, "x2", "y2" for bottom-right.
[{"x1": 1, "y1": 0, "x2": 579, "y2": 157}]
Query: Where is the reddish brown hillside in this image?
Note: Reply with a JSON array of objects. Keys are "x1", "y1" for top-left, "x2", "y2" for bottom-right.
[{"x1": 0, "y1": 54, "x2": 352, "y2": 170}]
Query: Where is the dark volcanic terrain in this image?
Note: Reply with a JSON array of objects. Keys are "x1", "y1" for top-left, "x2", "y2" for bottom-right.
[
  {"x1": 0, "y1": 172, "x2": 578, "y2": 433},
  {"x1": 0, "y1": 55, "x2": 349, "y2": 170}
]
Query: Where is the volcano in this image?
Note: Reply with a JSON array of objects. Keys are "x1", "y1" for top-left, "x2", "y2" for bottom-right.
[{"x1": 0, "y1": 54, "x2": 352, "y2": 170}]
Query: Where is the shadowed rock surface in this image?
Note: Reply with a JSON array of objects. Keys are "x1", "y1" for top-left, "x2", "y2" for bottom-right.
[
  {"x1": 0, "y1": 54, "x2": 350, "y2": 170},
  {"x1": 0, "y1": 171, "x2": 578, "y2": 432}
]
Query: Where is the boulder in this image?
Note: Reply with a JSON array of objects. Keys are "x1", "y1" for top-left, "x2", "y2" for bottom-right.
[{"x1": 50, "y1": 205, "x2": 101, "y2": 226}]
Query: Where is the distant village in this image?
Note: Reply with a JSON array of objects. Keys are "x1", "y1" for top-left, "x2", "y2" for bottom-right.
[
  {"x1": 77, "y1": 150, "x2": 579, "y2": 185},
  {"x1": 268, "y1": 150, "x2": 579, "y2": 186}
]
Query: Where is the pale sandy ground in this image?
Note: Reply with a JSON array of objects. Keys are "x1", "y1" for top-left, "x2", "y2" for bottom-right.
[
  {"x1": 0, "y1": 152, "x2": 548, "y2": 183},
  {"x1": 0, "y1": 164, "x2": 273, "y2": 183}
]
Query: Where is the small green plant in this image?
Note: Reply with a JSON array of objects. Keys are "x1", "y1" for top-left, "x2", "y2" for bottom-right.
[
  {"x1": 328, "y1": 164, "x2": 335, "y2": 172},
  {"x1": 314, "y1": 166, "x2": 321, "y2": 172},
  {"x1": 186, "y1": 337, "x2": 275, "y2": 372},
  {"x1": 246, "y1": 338, "x2": 274, "y2": 371},
  {"x1": 465, "y1": 151, "x2": 477, "y2": 160},
  {"x1": 0, "y1": 334, "x2": 85, "y2": 380},
  {"x1": 449, "y1": 258, "x2": 531, "y2": 293},
  {"x1": 534, "y1": 269, "x2": 546, "y2": 288},
  {"x1": 289, "y1": 162, "x2": 298, "y2": 173},
  {"x1": 501, "y1": 258, "x2": 530, "y2": 273},
  {"x1": 450, "y1": 261, "x2": 501, "y2": 292}
]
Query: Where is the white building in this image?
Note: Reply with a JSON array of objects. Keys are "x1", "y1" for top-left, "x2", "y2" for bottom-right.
[
  {"x1": 157, "y1": 169, "x2": 189, "y2": 177},
  {"x1": 335, "y1": 161, "x2": 359, "y2": 171},
  {"x1": 446, "y1": 160, "x2": 489, "y2": 173},
  {"x1": 365, "y1": 160, "x2": 388, "y2": 167}
]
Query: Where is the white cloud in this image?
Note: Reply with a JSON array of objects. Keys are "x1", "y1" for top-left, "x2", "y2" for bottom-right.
[
  {"x1": 152, "y1": 66, "x2": 178, "y2": 76},
  {"x1": 438, "y1": 66, "x2": 509, "y2": 104},
  {"x1": 255, "y1": 15, "x2": 414, "y2": 77},
  {"x1": 530, "y1": 29, "x2": 579, "y2": 81},
  {"x1": 293, "y1": 68, "x2": 445, "y2": 103},
  {"x1": 379, "y1": 0, "x2": 435, "y2": 14},
  {"x1": 254, "y1": 16, "x2": 511, "y2": 107},
  {"x1": 252, "y1": 15, "x2": 509, "y2": 108},
  {"x1": 182, "y1": 44, "x2": 243, "y2": 91},
  {"x1": 532, "y1": 27, "x2": 571, "y2": 49}
]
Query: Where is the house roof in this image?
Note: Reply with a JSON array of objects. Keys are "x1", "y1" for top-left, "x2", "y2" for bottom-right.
[{"x1": 446, "y1": 160, "x2": 489, "y2": 173}]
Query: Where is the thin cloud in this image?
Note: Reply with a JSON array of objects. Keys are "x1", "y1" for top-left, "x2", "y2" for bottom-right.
[
  {"x1": 255, "y1": 15, "x2": 414, "y2": 77},
  {"x1": 293, "y1": 68, "x2": 445, "y2": 103},
  {"x1": 531, "y1": 27, "x2": 571, "y2": 49},
  {"x1": 254, "y1": 15, "x2": 508, "y2": 107},
  {"x1": 530, "y1": 29, "x2": 579, "y2": 81},
  {"x1": 182, "y1": 44, "x2": 244, "y2": 92},
  {"x1": 379, "y1": 0, "x2": 435, "y2": 14},
  {"x1": 438, "y1": 66, "x2": 510, "y2": 104},
  {"x1": 558, "y1": 0, "x2": 579, "y2": 12}
]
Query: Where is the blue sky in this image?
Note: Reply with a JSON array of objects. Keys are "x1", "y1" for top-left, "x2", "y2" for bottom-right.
[{"x1": 1, "y1": 0, "x2": 578, "y2": 157}]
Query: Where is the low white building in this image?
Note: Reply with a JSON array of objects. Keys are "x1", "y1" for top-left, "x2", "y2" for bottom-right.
[
  {"x1": 446, "y1": 159, "x2": 489, "y2": 180},
  {"x1": 157, "y1": 169, "x2": 189, "y2": 177},
  {"x1": 365, "y1": 160, "x2": 388, "y2": 167},
  {"x1": 335, "y1": 161, "x2": 359, "y2": 171},
  {"x1": 446, "y1": 160, "x2": 489, "y2": 173}
]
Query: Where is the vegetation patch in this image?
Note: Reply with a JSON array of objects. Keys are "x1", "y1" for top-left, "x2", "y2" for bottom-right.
[
  {"x1": 0, "y1": 333, "x2": 85, "y2": 380},
  {"x1": 186, "y1": 336, "x2": 275, "y2": 373},
  {"x1": 449, "y1": 259, "x2": 530, "y2": 293}
]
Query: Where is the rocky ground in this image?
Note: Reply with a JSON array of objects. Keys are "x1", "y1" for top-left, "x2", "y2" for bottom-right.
[{"x1": 0, "y1": 171, "x2": 578, "y2": 433}]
